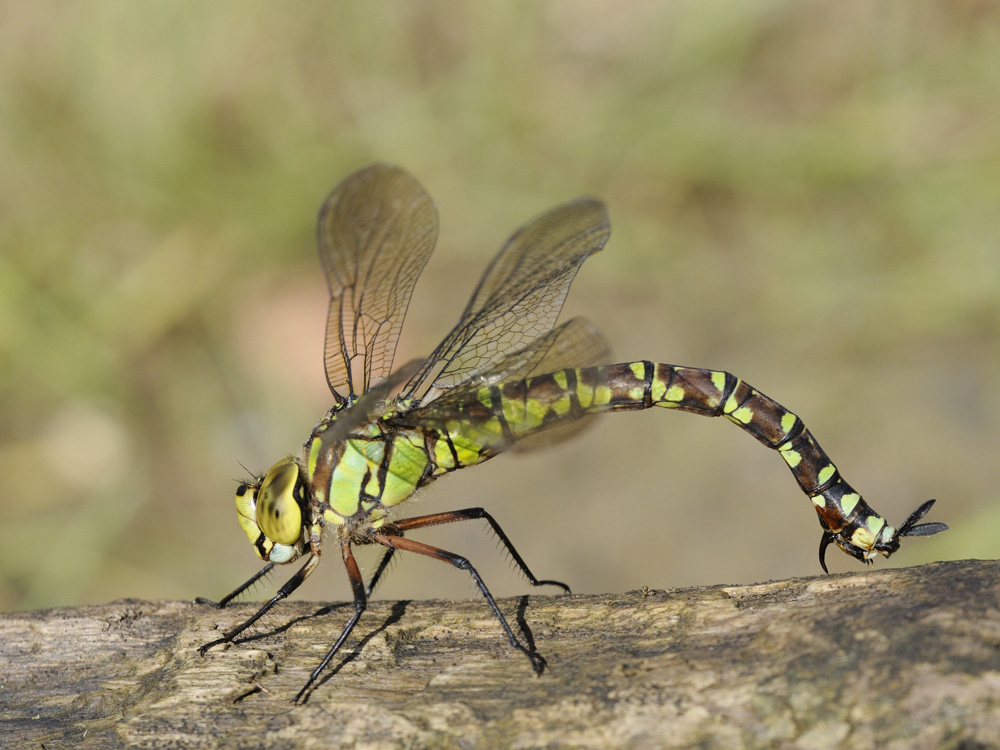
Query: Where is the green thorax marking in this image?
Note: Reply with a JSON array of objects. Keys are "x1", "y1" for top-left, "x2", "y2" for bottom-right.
[{"x1": 305, "y1": 418, "x2": 431, "y2": 527}]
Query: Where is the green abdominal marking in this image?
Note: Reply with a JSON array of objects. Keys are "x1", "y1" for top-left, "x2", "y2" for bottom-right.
[
  {"x1": 198, "y1": 164, "x2": 945, "y2": 702},
  {"x1": 417, "y1": 361, "x2": 889, "y2": 564}
]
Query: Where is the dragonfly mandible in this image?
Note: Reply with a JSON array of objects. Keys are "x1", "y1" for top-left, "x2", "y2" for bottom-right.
[{"x1": 198, "y1": 164, "x2": 946, "y2": 702}]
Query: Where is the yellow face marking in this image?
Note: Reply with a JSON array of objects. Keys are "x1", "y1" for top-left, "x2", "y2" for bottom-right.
[
  {"x1": 781, "y1": 412, "x2": 798, "y2": 435},
  {"x1": 236, "y1": 504, "x2": 266, "y2": 558},
  {"x1": 235, "y1": 487, "x2": 256, "y2": 523},
  {"x1": 817, "y1": 464, "x2": 837, "y2": 486}
]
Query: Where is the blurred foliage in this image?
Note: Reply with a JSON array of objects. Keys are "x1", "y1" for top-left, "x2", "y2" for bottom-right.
[{"x1": 1, "y1": 0, "x2": 997, "y2": 611}]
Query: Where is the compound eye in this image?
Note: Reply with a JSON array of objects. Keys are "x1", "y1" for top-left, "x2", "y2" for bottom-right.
[{"x1": 255, "y1": 460, "x2": 303, "y2": 545}]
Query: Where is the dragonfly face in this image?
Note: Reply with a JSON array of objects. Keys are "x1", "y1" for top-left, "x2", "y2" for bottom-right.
[{"x1": 235, "y1": 458, "x2": 307, "y2": 564}]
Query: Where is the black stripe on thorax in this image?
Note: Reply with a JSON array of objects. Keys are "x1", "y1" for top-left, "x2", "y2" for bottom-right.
[
  {"x1": 488, "y1": 384, "x2": 516, "y2": 445},
  {"x1": 564, "y1": 367, "x2": 583, "y2": 418}
]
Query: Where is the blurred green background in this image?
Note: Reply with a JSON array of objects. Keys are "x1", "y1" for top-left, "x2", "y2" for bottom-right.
[{"x1": 2, "y1": 1, "x2": 997, "y2": 612}]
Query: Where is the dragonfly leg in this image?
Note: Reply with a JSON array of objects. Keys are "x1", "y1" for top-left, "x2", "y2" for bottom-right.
[
  {"x1": 194, "y1": 563, "x2": 276, "y2": 609},
  {"x1": 371, "y1": 531, "x2": 548, "y2": 675},
  {"x1": 365, "y1": 548, "x2": 396, "y2": 598},
  {"x1": 392, "y1": 508, "x2": 571, "y2": 593},
  {"x1": 199, "y1": 555, "x2": 319, "y2": 655},
  {"x1": 294, "y1": 538, "x2": 367, "y2": 704}
]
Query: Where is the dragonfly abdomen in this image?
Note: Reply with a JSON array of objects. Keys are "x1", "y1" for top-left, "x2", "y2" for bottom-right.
[{"x1": 469, "y1": 361, "x2": 894, "y2": 561}]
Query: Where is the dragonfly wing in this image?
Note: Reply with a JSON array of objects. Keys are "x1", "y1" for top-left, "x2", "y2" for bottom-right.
[
  {"x1": 315, "y1": 359, "x2": 426, "y2": 452},
  {"x1": 319, "y1": 164, "x2": 437, "y2": 405},
  {"x1": 508, "y1": 316, "x2": 611, "y2": 451},
  {"x1": 402, "y1": 198, "x2": 610, "y2": 400},
  {"x1": 519, "y1": 316, "x2": 611, "y2": 376},
  {"x1": 404, "y1": 317, "x2": 611, "y2": 453}
]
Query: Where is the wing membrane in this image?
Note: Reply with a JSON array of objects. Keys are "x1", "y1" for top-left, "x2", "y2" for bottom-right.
[
  {"x1": 317, "y1": 359, "x2": 426, "y2": 451},
  {"x1": 319, "y1": 164, "x2": 437, "y2": 404},
  {"x1": 403, "y1": 316, "x2": 611, "y2": 453},
  {"x1": 402, "y1": 198, "x2": 610, "y2": 399}
]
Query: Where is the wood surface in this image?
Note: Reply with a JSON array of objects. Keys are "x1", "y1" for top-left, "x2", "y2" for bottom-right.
[{"x1": 3, "y1": 559, "x2": 998, "y2": 749}]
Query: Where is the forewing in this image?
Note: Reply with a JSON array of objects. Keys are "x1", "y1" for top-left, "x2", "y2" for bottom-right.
[
  {"x1": 403, "y1": 316, "x2": 611, "y2": 453},
  {"x1": 508, "y1": 316, "x2": 612, "y2": 451},
  {"x1": 319, "y1": 164, "x2": 437, "y2": 404},
  {"x1": 519, "y1": 316, "x2": 611, "y2": 377},
  {"x1": 402, "y1": 198, "x2": 610, "y2": 400}
]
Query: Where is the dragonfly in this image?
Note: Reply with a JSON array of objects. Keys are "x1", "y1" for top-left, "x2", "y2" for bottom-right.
[{"x1": 198, "y1": 164, "x2": 946, "y2": 702}]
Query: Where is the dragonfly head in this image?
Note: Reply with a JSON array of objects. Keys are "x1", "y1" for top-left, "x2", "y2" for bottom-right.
[{"x1": 235, "y1": 457, "x2": 307, "y2": 564}]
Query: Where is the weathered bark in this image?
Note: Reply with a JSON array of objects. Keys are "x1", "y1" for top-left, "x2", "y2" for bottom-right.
[{"x1": 2, "y1": 559, "x2": 997, "y2": 750}]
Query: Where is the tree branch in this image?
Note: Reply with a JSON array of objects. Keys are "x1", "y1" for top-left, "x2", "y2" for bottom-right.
[{"x1": 5, "y1": 559, "x2": 998, "y2": 749}]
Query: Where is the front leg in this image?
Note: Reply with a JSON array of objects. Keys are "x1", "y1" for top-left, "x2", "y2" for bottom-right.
[
  {"x1": 199, "y1": 555, "x2": 319, "y2": 654},
  {"x1": 194, "y1": 563, "x2": 276, "y2": 609},
  {"x1": 293, "y1": 538, "x2": 369, "y2": 704}
]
